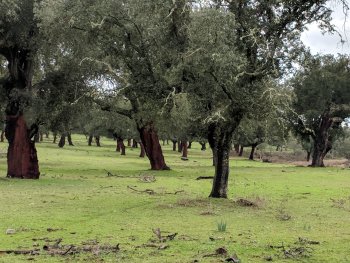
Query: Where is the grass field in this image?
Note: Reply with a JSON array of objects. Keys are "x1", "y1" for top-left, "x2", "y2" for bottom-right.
[{"x1": 0, "y1": 135, "x2": 350, "y2": 262}]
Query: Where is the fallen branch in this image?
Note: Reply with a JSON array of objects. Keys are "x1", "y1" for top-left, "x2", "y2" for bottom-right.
[
  {"x1": 127, "y1": 186, "x2": 155, "y2": 195},
  {"x1": 127, "y1": 186, "x2": 184, "y2": 195},
  {"x1": 196, "y1": 176, "x2": 214, "y2": 180},
  {"x1": 0, "y1": 249, "x2": 40, "y2": 255},
  {"x1": 105, "y1": 170, "x2": 138, "y2": 178}
]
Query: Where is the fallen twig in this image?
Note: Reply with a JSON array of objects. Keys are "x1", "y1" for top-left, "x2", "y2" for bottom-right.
[{"x1": 196, "y1": 176, "x2": 214, "y2": 180}]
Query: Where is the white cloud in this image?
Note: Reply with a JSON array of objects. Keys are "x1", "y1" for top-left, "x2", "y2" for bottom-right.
[{"x1": 301, "y1": 4, "x2": 350, "y2": 55}]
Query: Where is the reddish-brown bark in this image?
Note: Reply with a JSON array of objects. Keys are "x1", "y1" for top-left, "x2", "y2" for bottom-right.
[
  {"x1": 138, "y1": 123, "x2": 169, "y2": 170},
  {"x1": 181, "y1": 141, "x2": 188, "y2": 160},
  {"x1": 117, "y1": 139, "x2": 126, "y2": 155},
  {"x1": 6, "y1": 115, "x2": 39, "y2": 179}
]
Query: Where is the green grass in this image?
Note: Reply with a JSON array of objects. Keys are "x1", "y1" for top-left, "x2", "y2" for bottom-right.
[{"x1": 0, "y1": 135, "x2": 350, "y2": 262}]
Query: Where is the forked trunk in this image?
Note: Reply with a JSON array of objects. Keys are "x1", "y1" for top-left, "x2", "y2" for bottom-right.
[
  {"x1": 139, "y1": 142, "x2": 145, "y2": 158},
  {"x1": 95, "y1": 136, "x2": 101, "y2": 147},
  {"x1": 138, "y1": 123, "x2": 169, "y2": 170},
  {"x1": 58, "y1": 134, "x2": 66, "y2": 148},
  {"x1": 88, "y1": 135, "x2": 93, "y2": 146},
  {"x1": 6, "y1": 114, "x2": 40, "y2": 179}
]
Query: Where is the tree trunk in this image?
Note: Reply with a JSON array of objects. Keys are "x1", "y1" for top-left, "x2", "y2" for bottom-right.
[
  {"x1": 249, "y1": 143, "x2": 258, "y2": 160},
  {"x1": 132, "y1": 139, "x2": 138, "y2": 148},
  {"x1": 178, "y1": 141, "x2": 183, "y2": 153},
  {"x1": 88, "y1": 135, "x2": 93, "y2": 146},
  {"x1": 239, "y1": 146, "x2": 244, "y2": 156},
  {"x1": 116, "y1": 140, "x2": 121, "y2": 152},
  {"x1": 2, "y1": 46, "x2": 39, "y2": 179},
  {"x1": 5, "y1": 114, "x2": 40, "y2": 179},
  {"x1": 67, "y1": 133, "x2": 74, "y2": 146},
  {"x1": 139, "y1": 142, "x2": 145, "y2": 158},
  {"x1": 58, "y1": 134, "x2": 66, "y2": 148},
  {"x1": 306, "y1": 151, "x2": 311, "y2": 162},
  {"x1": 171, "y1": 140, "x2": 177, "y2": 151},
  {"x1": 45, "y1": 132, "x2": 49, "y2": 139},
  {"x1": 200, "y1": 142, "x2": 206, "y2": 151},
  {"x1": 95, "y1": 136, "x2": 101, "y2": 147},
  {"x1": 188, "y1": 141, "x2": 192, "y2": 149},
  {"x1": 117, "y1": 138, "x2": 125, "y2": 155},
  {"x1": 310, "y1": 116, "x2": 334, "y2": 167},
  {"x1": 53, "y1": 133, "x2": 57, "y2": 144},
  {"x1": 127, "y1": 139, "x2": 131, "y2": 147},
  {"x1": 1, "y1": 130, "x2": 5, "y2": 142},
  {"x1": 34, "y1": 132, "x2": 40, "y2": 143},
  {"x1": 40, "y1": 132, "x2": 43, "y2": 142},
  {"x1": 181, "y1": 141, "x2": 188, "y2": 160},
  {"x1": 208, "y1": 124, "x2": 235, "y2": 198},
  {"x1": 138, "y1": 123, "x2": 169, "y2": 170},
  {"x1": 233, "y1": 144, "x2": 240, "y2": 154}
]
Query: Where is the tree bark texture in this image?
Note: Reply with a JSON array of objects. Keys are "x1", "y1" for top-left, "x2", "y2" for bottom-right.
[
  {"x1": 6, "y1": 115, "x2": 40, "y2": 179},
  {"x1": 208, "y1": 123, "x2": 236, "y2": 198},
  {"x1": 138, "y1": 123, "x2": 169, "y2": 170},
  {"x1": 311, "y1": 116, "x2": 334, "y2": 167},
  {"x1": 2, "y1": 46, "x2": 39, "y2": 179}
]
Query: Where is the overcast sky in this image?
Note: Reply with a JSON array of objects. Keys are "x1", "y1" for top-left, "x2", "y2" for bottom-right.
[{"x1": 301, "y1": 4, "x2": 350, "y2": 55}]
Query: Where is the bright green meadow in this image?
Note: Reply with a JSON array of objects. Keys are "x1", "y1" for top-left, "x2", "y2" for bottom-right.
[{"x1": 0, "y1": 135, "x2": 349, "y2": 262}]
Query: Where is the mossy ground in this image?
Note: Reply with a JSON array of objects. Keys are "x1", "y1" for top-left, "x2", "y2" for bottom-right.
[{"x1": 0, "y1": 135, "x2": 349, "y2": 262}]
